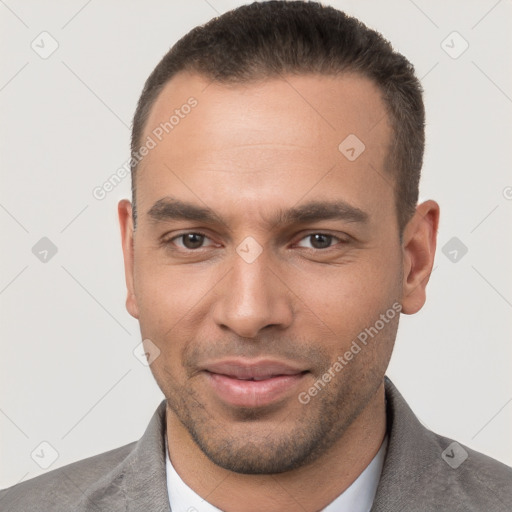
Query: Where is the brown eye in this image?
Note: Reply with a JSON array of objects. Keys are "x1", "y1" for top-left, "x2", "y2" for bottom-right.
[
  {"x1": 296, "y1": 233, "x2": 339, "y2": 250},
  {"x1": 180, "y1": 233, "x2": 206, "y2": 249},
  {"x1": 161, "y1": 231, "x2": 218, "y2": 253},
  {"x1": 309, "y1": 234, "x2": 333, "y2": 249}
]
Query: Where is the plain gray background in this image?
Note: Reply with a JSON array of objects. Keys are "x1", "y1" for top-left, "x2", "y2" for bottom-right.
[{"x1": 1, "y1": 0, "x2": 511, "y2": 488}]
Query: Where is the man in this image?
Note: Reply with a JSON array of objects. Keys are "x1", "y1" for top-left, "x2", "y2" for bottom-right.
[{"x1": 1, "y1": 1, "x2": 510, "y2": 511}]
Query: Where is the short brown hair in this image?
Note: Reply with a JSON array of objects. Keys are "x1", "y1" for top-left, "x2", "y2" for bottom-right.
[{"x1": 131, "y1": 0, "x2": 425, "y2": 236}]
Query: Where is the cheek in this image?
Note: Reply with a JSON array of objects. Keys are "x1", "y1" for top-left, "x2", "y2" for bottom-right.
[
  {"x1": 288, "y1": 249, "x2": 401, "y2": 350},
  {"x1": 132, "y1": 247, "x2": 220, "y2": 341},
  {"x1": 133, "y1": 262, "x2": 195, "y2": 390},
  {"x1": 132, "y1": 252, "x2": 188, "y2": 337}
]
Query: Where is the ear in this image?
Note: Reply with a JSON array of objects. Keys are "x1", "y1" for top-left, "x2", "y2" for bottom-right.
[
  {"x1": 401, "y1": 200, "x2": 440, "y2": 315},
  {"x1": 118, "y1": 199, "x2": 139, "y2": 319}
]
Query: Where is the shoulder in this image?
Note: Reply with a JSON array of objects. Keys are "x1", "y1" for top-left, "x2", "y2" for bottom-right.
[
  {"x1": 377, "y1": 378, "x2": 512, "y2": 512},
  {"x1": 0, "y1": 399, "x2": 169, "y2": 512},
  {"x1": 0, "y1": 441, "x2": 136, "y2": 512},
  {"x1": 425, "y1": 429, "x2": 512, "y2": 510}
]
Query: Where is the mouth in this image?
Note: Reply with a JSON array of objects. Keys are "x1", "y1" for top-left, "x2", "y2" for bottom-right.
[{"x1": 201, "y1": 359, "x2": 309, "y2": 408}]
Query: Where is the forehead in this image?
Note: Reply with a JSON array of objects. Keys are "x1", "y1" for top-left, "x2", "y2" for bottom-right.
[
  {"x1": 136, "y1": 71, "x2": 394, "y2": 228},
  {"x1": 143, "y1": 70, "x2": 390, "y2": 151}
]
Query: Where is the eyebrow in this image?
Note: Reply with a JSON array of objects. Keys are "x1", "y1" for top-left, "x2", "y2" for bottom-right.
[{"x1": 147, "y1": 196, "x2": 369, "y2": 228}]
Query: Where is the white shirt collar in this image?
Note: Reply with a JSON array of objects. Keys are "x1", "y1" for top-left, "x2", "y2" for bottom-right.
[{"x1": 165, "y1": 435, "x2": 387, "y2": 512}]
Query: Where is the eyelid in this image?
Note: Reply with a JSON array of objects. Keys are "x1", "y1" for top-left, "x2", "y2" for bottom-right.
[
  {"x1": 293, "y1": 232, "x2": 350, "y2": 250},
  {"x1": 162, "y1": 231, "x2": 217, "y2": 249},
  {"x1": 160, "y1": 230, "x2": 350, "y2": 251}
]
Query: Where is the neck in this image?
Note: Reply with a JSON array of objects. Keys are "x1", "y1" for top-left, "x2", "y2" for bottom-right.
[{"x1": 166, "y1": 382, "x2": 387, "y2": 512}]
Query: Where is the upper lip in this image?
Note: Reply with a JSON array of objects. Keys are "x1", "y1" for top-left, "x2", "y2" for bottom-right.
[{"x1": 202, "y1": 359, "x2": 308, "y2": 380}]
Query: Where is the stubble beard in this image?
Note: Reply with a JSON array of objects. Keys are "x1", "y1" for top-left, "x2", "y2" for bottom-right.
[{"x1": 164, "y1": 364, "x2": 382, "y2": 475}]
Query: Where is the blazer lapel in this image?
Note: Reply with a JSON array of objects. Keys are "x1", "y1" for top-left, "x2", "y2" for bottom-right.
[
  {"x1": 76, "y1": 399, "x2": 171, "y2": 512},
  {"x1": 371, "y1": 378, "x2": 460, "y2": 512}
]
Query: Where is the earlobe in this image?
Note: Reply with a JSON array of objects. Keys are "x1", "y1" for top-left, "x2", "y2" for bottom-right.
[
  {"x1": 118, "y1": 199, "x2": 139, "y2": 319},
  {"x1": 400, "y1": 200, "x2": 440, "y2": 315}
]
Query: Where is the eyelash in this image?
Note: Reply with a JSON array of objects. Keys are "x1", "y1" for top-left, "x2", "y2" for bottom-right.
[{"x1": 161, "y1": 231, "x2": 349, "y2": 252}]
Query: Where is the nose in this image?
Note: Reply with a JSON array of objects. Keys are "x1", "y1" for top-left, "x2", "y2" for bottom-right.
[{"x1": 212, "y1": 250, "x2": 294, "y2": 338}]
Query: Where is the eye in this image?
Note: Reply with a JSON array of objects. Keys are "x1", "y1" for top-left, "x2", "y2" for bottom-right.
[
  {"x1": 295, "y1": 233, "x2": 346, "y2": 250},
  {"x1": 168, "y1": 232, "x2": 216, "y2": 250}
]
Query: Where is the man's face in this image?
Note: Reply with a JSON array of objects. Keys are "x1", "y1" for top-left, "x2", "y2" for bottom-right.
[{"x1": 121, "y1": 72, "x2": 405, "y2": 473}]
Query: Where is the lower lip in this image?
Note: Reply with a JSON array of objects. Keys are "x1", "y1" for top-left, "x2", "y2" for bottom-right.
[{"x1": 205, "y1": 371, "x2": 306, "y2": 408}]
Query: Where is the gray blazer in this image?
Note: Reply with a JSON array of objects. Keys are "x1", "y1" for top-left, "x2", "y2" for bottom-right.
[{"x1": 1, "y1": 378, "x2": 511, "y2": 511}]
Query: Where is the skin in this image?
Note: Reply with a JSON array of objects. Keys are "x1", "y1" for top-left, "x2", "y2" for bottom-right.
[{"x1": 118, "y1": 71, "x2": 439, "y2": 511}]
